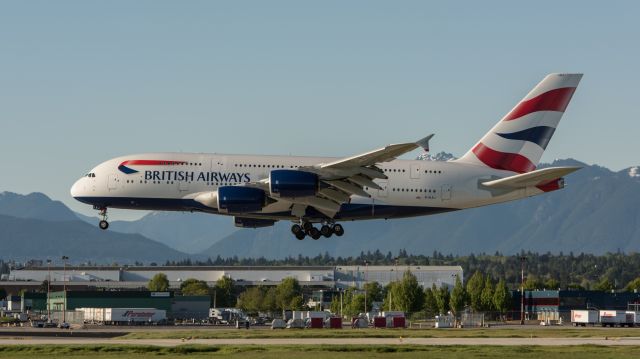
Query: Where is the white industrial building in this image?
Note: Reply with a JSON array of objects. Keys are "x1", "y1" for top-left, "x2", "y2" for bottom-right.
[{"x1": 5, "y1": 265, "x2": 462, "y2": 290}]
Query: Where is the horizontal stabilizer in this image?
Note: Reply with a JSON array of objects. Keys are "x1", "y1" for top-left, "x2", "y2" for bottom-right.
[{"x1": 482, "y1": 166, "x2": 581, "y2": 189}]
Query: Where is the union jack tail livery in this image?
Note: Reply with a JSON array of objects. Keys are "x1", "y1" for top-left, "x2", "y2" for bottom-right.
[{"x1": 457, "y1": 73, "x2": 582, "y2": 173}]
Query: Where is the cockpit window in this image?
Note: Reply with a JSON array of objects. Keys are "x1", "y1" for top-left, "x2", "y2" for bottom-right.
[{"x1": 85, "y1": 173, "x2": 96, "y2": 178}]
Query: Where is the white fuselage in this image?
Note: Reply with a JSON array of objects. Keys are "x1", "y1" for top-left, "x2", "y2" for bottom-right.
[{"x1": 71, "y1": 152, "x2": 543, "y2": 222}]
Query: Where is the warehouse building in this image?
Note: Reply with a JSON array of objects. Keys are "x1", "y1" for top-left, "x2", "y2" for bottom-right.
[
  {"x1": 512, "y1": 290, "x2": 640, "y2": 322},
  {"x1": 4, "y1": 265, "x2": 462, "y2": 291}
]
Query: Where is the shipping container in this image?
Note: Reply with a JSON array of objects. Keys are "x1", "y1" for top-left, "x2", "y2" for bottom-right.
[
  {"x1": 571, "y1": 310, "x2": 598, "y2": 326},
  {"x1": 79, "y1": 308, "x2": 165, "y2": 324},
  {"x1": 599, "y1": 310, "x2": 634, "y2": 327}
]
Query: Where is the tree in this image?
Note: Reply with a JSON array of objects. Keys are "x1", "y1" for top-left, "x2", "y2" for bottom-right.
[
  {"x1": 238, "y1": 286, "x2": 265, "y2": 314},
  {"x1": 493, "y1": 279, "x2": 511, "y2": 315},
  {"x1": 544, "y1": 278, "x2": 560, "y2": 290},
  {"x1": 364, "y1": 281, "x2": 383, "y2": 302},
  {"x1": 480, "y1": 276, "x2": 494, "y2": 311},
  {"x1": 382, "y1": 271, "x2": 424, "y2": 314},
  {"x1": 147, "y1": 273, "x2": 169, "y2": 291},
  {"x1": 449, "y1": 275, "x2": 466, "y2": 316},
  {"x1": 275, "y1": 277, "x2": 303, "y2": 310},
  {"x1": 180, "y1": 278, "x2": 210, "y2": 296},
  {"x1": 213, "y1": 276, "x2": 236, "y2": 307},
  {"x1": 523, "y1": 276, "x2": 543, "y2": 290},
  {"x1": 423, "y1": 285, "x2": 438, "y2": 318},
  {"x1": 594, "y1": 278, "x2": 615, "y2": 292},
  {"x1": 434, "y1": 283, "x2": 450, "y2": 315},
  {"x1": 625, "y1": 277, "x2": 640, "y2": 292},
  {"x1": 466, "y1": 271, "x2": 484, "y2": 311}
]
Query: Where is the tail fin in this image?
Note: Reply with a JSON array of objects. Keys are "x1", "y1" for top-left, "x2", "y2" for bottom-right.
[{"x1": 456, "y1": 73, "x2": 582, "y2": 173}]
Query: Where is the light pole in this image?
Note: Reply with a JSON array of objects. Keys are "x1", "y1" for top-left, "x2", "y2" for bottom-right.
[
  {"x1": 46, "y1": 259, "x2": 51, "y2": 322},
  {"x1": 62, "y1": 256, "x2": 69, "y2": 324},
  {"x1": 520, "y1": 256, "x2": 526, "y2": 325},
  {"x1": 364, "y1": 260, "x2": 369, "y2": 315}
]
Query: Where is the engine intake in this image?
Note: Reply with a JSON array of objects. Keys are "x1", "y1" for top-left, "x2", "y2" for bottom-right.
[
  {"x1": 217, "y1": 186, "x2": 266, "y2": 213},
  {"x1": 269, "y1": 170, "x2": 318, "y2": 198}
]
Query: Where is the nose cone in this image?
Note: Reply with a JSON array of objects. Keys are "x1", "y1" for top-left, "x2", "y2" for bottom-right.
[{"x1": 70, "y1": 178, "x2": 84, "y2": 199}]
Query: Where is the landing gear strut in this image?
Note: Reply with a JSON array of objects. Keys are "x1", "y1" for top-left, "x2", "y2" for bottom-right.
[
  {"x1": 96, "y1": 206, "x2": 109, "y2": 230},
  {"x1": 291, "y1": 221, "x2": 344, "y2": 240}
]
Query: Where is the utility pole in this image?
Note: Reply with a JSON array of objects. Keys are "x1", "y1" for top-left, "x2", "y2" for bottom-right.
[
  {"x1": 520, "y1": 256, "x2": 526, "y2": 325},
  {"x1": 364, "y1": 260, "x2": 369, "y2": 315},
  {"x1": 62, "y1": 255, "x2": 69, "y2": 324},
  {"x1": 46, "y1": 259, "x2": 51, "y2": 322}
]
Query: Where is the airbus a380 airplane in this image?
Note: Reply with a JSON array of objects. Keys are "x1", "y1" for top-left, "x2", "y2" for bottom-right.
[{"x1": 71, "y1": 73, "x2": 582, "y2": 240}]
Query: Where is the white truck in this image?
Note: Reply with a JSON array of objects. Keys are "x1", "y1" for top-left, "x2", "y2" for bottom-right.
[
  {"x1": 571, "y1": 310, "x2": 598, "y2": 326},
  {"x1": 599, "y1": 310, "x2": 634, "y2": 327}
]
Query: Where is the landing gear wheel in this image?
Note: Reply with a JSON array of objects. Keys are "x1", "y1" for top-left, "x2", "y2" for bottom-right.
[
  {"x1": 291, "y1": 224, "x2": 303, "y2": 235},
  {"x1": 309, "y1": 227, "x2": 321, "y2": 240},
  {"x1": 295, "y1": 231, "x2": 306, "y2": 240},
  {"x1": 99, "y1": 220, "x2": 109, "y2": 230},
  {"x1": 320, "y1": 225, "x2": 332, "y2": 238},
  {"x1": 302, "y1": 222, "x2": 313, "y2": 232},
  {"x1": 97, "y1": 207, "x2": 109, "y2": 230},
  {"x1": 333, "y1": 224, "x2": 344, "y2": 236}
]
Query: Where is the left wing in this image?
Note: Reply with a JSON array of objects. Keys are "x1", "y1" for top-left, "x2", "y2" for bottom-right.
[{"x1": 285, "y1": 134, "x2": 434, "y2": 217}]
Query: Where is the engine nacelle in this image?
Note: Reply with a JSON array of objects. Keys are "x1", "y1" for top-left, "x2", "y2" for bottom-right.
[
  {"x1": 218, "y1": 186, "x2": 266, "y2": 213},
  {"x1": 234, "y1": 217, "x2": 276, "y2": 228},
  {"x1": 194, "y1": 186, "x2": 266, "y2": 213},
  {"x1": 269, "y1": 170, "x2": 319, "y2": 198}
]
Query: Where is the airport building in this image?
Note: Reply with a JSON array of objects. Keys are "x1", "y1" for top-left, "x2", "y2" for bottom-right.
[
  {"x1": 3, "y1": 265, "x2": 463, "y2": 291},
  {"x1": 512, "y1": 290, "x2": 640, "y2": 322}
]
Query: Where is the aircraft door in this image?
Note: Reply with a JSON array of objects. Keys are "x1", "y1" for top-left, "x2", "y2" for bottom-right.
[
  {"x1": 108, "y1": 174, "x2": 118, "y2": 191},
  {"x1": 441, "y1": 185, "x2": 452, "y2": 201},
  {"x1": 377, "y1": 180, "x2": 388, "y2": 197},
  {"x1": 410, "y1": 164, "x2": 421, "y2": 179}
]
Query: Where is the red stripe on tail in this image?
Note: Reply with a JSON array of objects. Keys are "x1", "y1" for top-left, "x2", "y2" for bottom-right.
[
  {"x1": 503, "y1": 87, "x2": 576, "y2": 121},
  {"x1": 472, "y1": 143, "x2": 536, "y2": 173}
]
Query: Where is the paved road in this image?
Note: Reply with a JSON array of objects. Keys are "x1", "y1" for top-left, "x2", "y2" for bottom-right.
[{"x1": 2, "y1": 337, "x2": 640, "y2": 346}]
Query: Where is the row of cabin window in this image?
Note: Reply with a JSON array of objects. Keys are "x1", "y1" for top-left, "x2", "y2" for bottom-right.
[
  {"x1": 130, "y1": 180, "x2": 239, "y2": 186},
  {"x1": 234, "y1": 164, "x2": 299, "y2": 169},
  {"x1": 392, "y1": 188, "x2": 437, "y2": 193},
  {"x1": 383, "y1": 169, "x2": 443, "y2": 174}
]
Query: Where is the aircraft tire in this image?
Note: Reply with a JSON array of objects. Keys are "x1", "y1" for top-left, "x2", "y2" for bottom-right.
[
  {"x1": 295, "y1": 231, "x2": 306, "y2": 240},
  {"x1": 291, "y1": 224, "x2": 303, "y2": 235},
  {"x1": 333, "y1": 224, "x2": 344, "y2": 236},
  {"x1": 320, "y1": 225, "x2": 332, "y2": 238},
  {"x1": 309, "y1": 227, "x2": 321, "y2": 240},
  {"x1": 99, "y1": 220, "x2": 109, "y2": 230}
]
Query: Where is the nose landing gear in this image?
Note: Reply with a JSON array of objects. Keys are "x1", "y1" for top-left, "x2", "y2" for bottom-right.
[
  {"x1": 96, "y1": 206, "x2": 109, "y2": 230},
  {"x1": 291, "y1": 221, "x2": 344, "y2": 240}
]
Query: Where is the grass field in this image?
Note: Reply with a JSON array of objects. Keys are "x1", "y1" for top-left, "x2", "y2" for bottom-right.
[
  {"x1": 1, "y1": 344, "x2": 640, "y2": 359},
  {"x1": 122, "y1": 327, "x2": 640, "y2": 340}
]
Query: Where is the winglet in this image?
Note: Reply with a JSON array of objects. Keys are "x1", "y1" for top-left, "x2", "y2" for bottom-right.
[{"x1": 416, "y1": 134, "x2": 435, "y2": 152}]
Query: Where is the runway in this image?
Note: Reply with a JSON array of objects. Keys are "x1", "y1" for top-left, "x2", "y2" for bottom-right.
[{"x1": 2, "y1": 337, "x2": 640, "y2": 346}]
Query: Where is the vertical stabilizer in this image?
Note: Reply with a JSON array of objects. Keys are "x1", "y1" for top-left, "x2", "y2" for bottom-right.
[{"x1": 456, "y1": 73, "x2": 582, "y2": 173}]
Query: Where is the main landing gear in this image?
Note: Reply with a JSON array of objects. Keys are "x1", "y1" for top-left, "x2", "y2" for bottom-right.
[
  {"x1": 291, "y1": 221, "x2": 344, "y2": 240},
  {"x1": 95, "y1": 206, "x2": 109, "y2": 230}
]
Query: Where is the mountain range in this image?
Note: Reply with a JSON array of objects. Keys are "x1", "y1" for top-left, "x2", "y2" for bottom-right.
[{"x1": 1, "y1": 157, "x2": 639, "y2": 263}]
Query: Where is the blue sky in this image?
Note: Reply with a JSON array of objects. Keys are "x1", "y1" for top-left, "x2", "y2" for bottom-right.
[{"x1": 1, "y1": 1, "x2": 639, "y2": 219}]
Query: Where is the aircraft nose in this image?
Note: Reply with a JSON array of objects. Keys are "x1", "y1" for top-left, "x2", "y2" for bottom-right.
[{"x1": 70, "y1": 178, "x2": 84, "y2": 198}]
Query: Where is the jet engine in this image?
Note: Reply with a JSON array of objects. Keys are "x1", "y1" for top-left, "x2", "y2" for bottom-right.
[
  {"x1": 194, "y1": 186, "x2": 266, "y2": 213},
  {"x1": 269, "y1": 170, "x2": 318, "y2": 198}
]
